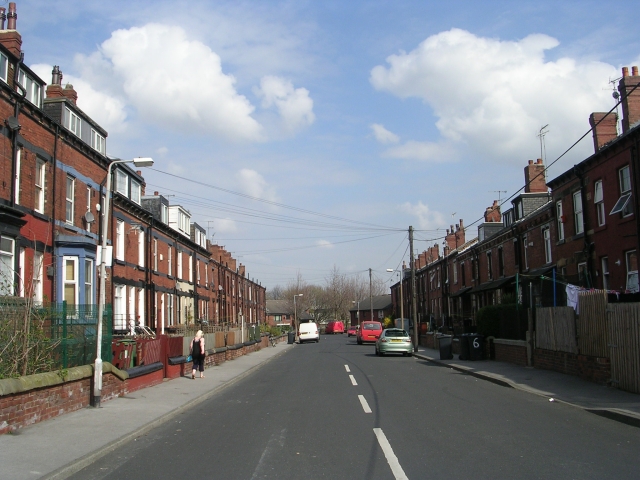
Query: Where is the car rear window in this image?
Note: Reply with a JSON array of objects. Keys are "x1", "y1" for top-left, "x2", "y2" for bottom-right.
[
  {"x1": 384, "y1": 329, "x2": 408, "y2": 337},
  {"x1": 363, "y1": 323, "x2": 381, "y2": 330}
]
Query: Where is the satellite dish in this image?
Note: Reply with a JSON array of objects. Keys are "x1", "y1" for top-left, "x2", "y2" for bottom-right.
[{"x1": 84, "y1": 211, "x2": 95, "y2": 223}]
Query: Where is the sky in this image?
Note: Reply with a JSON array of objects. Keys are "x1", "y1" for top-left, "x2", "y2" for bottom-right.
[{"x1": 14, "y1": 0, "x2": 640, "y2": 292}]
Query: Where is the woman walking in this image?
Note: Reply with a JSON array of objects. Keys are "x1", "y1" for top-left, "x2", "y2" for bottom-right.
[{"x1": 190, "y1": 330, "x2": 206, "y2": 379}]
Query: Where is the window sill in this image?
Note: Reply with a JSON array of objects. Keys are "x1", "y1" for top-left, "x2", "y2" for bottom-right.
[
  {"x1": 572, "y1": 233, "x2": 585, "y2": 241},
  {"x1": 556, "y1": 239, "x2": 565, "y2": 246}
]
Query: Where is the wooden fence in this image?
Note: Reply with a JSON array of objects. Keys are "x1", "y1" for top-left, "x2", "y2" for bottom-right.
[
  {"x1": 535, "y1": 306, "x2": 577, "y2": 353},
  {"x1": 576, "y1": 290, "x2": 609, "y2": 357},
  {"x1": 607, "y1": 303, "x2": 640, "y2": 394}
]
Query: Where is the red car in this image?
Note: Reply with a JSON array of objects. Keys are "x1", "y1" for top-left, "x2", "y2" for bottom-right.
[
  {"x1": 326, "y1": 321, "x2": 345, "y2": 334},
  {"x1": 347, "y1": 325, "x2": 358, "y2": 337},
  {"x1": 357, "y1": 321, "x2": 383, "y2": 344}
]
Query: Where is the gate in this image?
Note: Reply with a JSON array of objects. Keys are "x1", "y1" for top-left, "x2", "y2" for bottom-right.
[{"x1": 607, "y1": 303, "x2": 640, "y2": 394}]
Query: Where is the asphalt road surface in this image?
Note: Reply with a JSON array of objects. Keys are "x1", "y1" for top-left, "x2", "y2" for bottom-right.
[{"x1": 70, "y1": 335, "x2": 640, "y2": 479}]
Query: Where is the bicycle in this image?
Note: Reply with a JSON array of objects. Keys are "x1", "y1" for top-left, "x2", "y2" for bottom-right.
[{"x1": 269, "y1": 334, "x2": 277, "y2": 347}]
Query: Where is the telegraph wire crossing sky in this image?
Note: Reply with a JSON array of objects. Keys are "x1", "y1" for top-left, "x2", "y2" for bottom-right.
[{"x1": 18, "y1": 0, "x2": 640, "y2": 290}]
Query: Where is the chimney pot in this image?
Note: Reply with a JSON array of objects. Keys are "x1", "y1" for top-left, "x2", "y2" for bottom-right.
[
  {"x1": 0, "y1": 7, "x2": 6, "y2": 30},
  {"x1": 7, "y1": 2, "x2": 16, "y2": 30},
  {"x1": 633, "y1": 66, "x2": 639, "y2": 77},
  {"x1": 622, "y1": 66, "x2": 629, "y2": 77},
  {"x1": 154, "y1": 191, "x2": 159, "y2": 196},
  {"x1": 537, "y1": 158, "x2": 543, "y2": 164},
  {"x1": 528, "y1": 159, "x2": 533, "y2": 165}
]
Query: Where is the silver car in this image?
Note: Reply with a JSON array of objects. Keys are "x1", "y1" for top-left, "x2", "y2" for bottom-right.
[{"x1": 375, "y1": 328, "x2": 413, "y2": 356}]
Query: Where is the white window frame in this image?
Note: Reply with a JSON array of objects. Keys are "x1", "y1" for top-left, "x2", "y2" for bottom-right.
[
  {"x1": 128, "y1": 287, "x2": 135, "y2": 332},
  {"x1": 84, "y1": 258, "x2": 93, "y2": 304},
  {"x1": 138, "y1": 229, "x2": 145, "y2": 267},
  {"x1": 197, "y1": 259, "x2": 201, "y2": 282},
  {"x1": 556, "y1": 200, "x2": 564, "y2": 241},
  {"x1": 14, "y1": 147, "x2": 20, "y2": 205},
  {"x1": 116, "y1": 170, "x2": 128, "y2": 197},
  {"x1": 153, "y1": 239, "x2": 158, "y2": 271},
  {"x1": 0, "y1": 236, "x2": 15, "y2": 295},
  {"x1": 138, "y1": 287, "x2": 145, "y2": 327},
  {"x1": 167, "y1": 293, "x2": 174, "y2": 326},
  {"x1": 18, "y1": 70, "x2": 42, "y2": 108},
  {"x1": 177, "y1": 251, "x2": 182, "y2": 279},
  {"x1": 619, "y1": 166, "x2": 633, "y2": 217},
  {"x1": 18, "y1": 247, "x2": 25, "y2": 297},
  {"x1": 601, "y1": 256, "x2": 609, "y2": 290},
  {"x1": 63, "y1": 256, "x2": 79, "y2": 305},
  {"x1": 626, "y1": 250, "x2": 638, "y2": 293},
  {"x1": 453, "y1": 260, "x2": 457, "y2": 284},
  {"x1": 65, "y1": 107, "x2": 81, "y2": 137},
  {"x1": 114, "y1": 284, "x2": 125, "y2": 330},
  {"x1": 90, "y1": 129, "x2": 106, "y2": 155},
  {"x1": 116, "y1": 220, "x2": 125, "y2": 261},
  {"x1": 168, "y1": 246, "x2": 172, "y2": 277},
  {"x1": 0, "y1": 52, "x2": 8, "y2": 83},
  {"x1": 486, "y1": 251, "x2": 493, "y2": 280},
  {"x1": 65, "y1": 175, "x2": 75, "y2": 224},
  {"x1": 130, "y1": 180, "x2": 141, "y2": 205},
  {"x1": 189, "y1": 254, "x2": 193, "y2": 282},
  {"x1": 35, "y1": 159, "x2": 45, "y2": 213},
  {"x1": 573, "y1": 191, "x2": 584, "y2": 235},
  {"x1": 543, "y1": 226, "x2": 552, "y2": 264},
  {"x1": 594, "y1": 180, "x2": 605, "y2": 227},
  {"x1": 33, "y1": 252, "x2": 44, "y2": 305},
  {"x1": 161, "y1": 204, "x2": 168, "y2": 224}
]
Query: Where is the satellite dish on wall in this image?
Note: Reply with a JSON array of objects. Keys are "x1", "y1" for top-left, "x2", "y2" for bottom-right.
[{"x1": 84, "y1": 211, "x2": 95, "y2": 223}]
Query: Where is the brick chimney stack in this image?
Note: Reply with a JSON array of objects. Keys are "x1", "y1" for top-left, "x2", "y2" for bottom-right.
[
  {"x1": 618, "y1": 66, "x2": 640, "y2": 133},
  {"x1": 444, "y1": 219, "x2": 465, "y2": 250},
  {"x1": 0, "y1": 3, "x2": 22, "y2": 58},
  {"x1": 524, "y1": 158, "x2": 547, "y2": 193},
  {"x1": 484, "y1": 200, "x2": 501, "y2": 222},
  {"x1": 589, "y1": 112, "x2": 618, "y2": 152},
  {"x1": 62, "y1": 83, "x2": 78, "y2": 105}
]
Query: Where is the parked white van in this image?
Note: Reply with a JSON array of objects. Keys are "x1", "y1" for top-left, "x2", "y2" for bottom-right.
[{"x1": 298, "y1": 322, "x2": 319, "y2": 343}]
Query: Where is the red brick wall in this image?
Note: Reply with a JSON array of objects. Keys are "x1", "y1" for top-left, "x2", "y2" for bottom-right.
[
  {"x1": 534, "y1": 349, "x2": 611, "y2": 385},
  {"x1": 495, "y1": 342, "x2": 528, "y2": 366}
]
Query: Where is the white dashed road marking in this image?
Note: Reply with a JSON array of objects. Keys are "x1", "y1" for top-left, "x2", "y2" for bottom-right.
[
  {"x1": 349, "y1": 375, "x2": 357, "y2": 386},
  {"x1": 358, "y1": 395, "x2": 372, "y2": 413},
  {"x1": 373, "y1": 428, "x2": 409, "y2": 480},
  {"x1": 344, "y1": 365, "x2": 350, "y2": 372}
]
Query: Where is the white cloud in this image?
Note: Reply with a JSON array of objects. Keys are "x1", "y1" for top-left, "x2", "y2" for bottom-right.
[
  {"x1": 371, "y1": 123, "x2": 399, "y2": 144},
  {"x1": 75, "y1": 23, "x2": 264, "y2": 142},
  {"x1": 371, "y1": 28, "x2": 618, "y2": 164},
  {"x1": 255, "y1": 75, "x2": 315, "y2": 133},
  {"x1": 401, "y1": 201, "x2": 445, "y2": 230},
  {"x1": 31, "y1": 63, "x2": 128, "y2": 134},
  {"x1": 236, "y1": 169, "x2": 279, "y2": 203},
  {"x1": 382, "y1": 140, "x2": 456, "y2": 162},
  {"x1": 213, "y1": 218, "x2": 238, "y2": 234},
  {"x1": 316, "y1": 240, "x2": 334, "y2": 249},
  {"x1": 156, "y1": 146, "x2": 169, "y2": 156}
]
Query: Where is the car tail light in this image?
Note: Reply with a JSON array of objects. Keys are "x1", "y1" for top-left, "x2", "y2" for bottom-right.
[{"x1": 380, "y1": 338, "x2": 387, "y2": 343}]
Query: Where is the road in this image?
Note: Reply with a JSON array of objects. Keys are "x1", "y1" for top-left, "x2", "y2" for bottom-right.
[{"x1": 70, "y1": 335, "x2": 640, "y2": 479}]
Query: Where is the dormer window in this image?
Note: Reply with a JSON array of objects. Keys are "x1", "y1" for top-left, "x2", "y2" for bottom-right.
[
  {"x1": 91, "y1": 129, "x2": 106, "y2": 155},
  {"x1": 18, "y1": 70, "x2": 42, "y2": 107},
  {"x1": 116, "y1": 170, "x2": 128, "y2": 196},
  {"x1": 0, "y1": 52, "x2": 7, "y2": 83},
  {"x1": 131, "y1": 180, "x2": 141, "y2": 204},
  {"x1": 161, "y1": 204, "x2": 168, "y2": 224},
  {"x1": 66, "y1": 107, "x2": 81, "y2": 137}
]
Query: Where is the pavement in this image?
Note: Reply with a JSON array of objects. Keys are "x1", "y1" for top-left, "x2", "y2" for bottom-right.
[
  {"x1": 1, "y1": 340, "x2": 639, "y2": 480},
  {"x1": 414, "y1": 345, "x2": 640, "y2": 428}
]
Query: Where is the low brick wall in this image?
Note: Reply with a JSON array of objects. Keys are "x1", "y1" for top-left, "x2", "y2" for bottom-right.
[
  {"x1": 534, "y1": 349, "x2": 611, "y2": 385},
  {"x1": 494, "y1": 339, "x2": 528, "y2": 366},
  {"x1": 419, "y1": 333, "x2": 435, "y2": 348},
  {"x1": 0, "y1": 364, "x2": 127, "y2": 435}
]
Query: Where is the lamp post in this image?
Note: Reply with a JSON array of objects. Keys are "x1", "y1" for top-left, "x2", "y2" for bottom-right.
[
  {"x1": 93, "y1": 157, "x2": 154, "y2": 408},
  {"x1": 387, "y1": 268, "x2": 404, "y2": 330},
  {"x1": 293, "y1": 293, "x2": 303, "y2": 341}
]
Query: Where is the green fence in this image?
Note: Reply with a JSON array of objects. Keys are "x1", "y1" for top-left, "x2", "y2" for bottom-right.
[{"x1": 49, "y1": 303, "x2": 113, "y2": 369}]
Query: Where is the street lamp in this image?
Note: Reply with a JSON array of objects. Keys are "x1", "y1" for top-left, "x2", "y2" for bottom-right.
[
  {"x1": 387, "y1": 268, "x2": 404, "y2": 330},
  {"x1": 293, "y1": 293, "x2": 303, "y2": 341},
  {"x1": 93, "y1": 157, "x2": 154, "y2": 408}
]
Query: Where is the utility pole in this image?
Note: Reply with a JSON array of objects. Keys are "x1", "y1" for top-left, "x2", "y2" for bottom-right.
[
  {"x1": 369, "y1": 268, "x2": 373, "y2": 322},
  {"x1": 409, "y1": 226, "x2": 418, "y2": 352}
]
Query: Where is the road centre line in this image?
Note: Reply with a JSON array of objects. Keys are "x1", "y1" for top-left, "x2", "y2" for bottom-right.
[
  {"x1": 344, "y1": 365, "x2": 350, "y2": 372},
  {"x1": 349, "y1": 375, "x2": 357, "y2": 386},
  {"x1": 373, "y1": 428, "x2": 409, "y2": 480},
  {"x1": 358, "y1": 395, "x2": 372, "y2": 413}
]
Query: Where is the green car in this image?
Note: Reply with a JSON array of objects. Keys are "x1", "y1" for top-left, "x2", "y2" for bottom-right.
[{"x1": 375, "y1": 328, "x2": 413, "y2": 357}]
